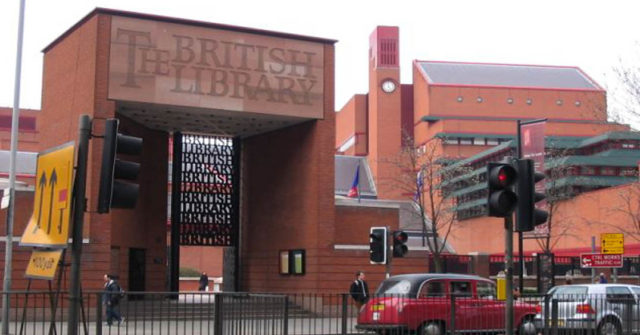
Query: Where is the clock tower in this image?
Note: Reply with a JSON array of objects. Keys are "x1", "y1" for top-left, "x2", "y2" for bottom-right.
[{"x1": 368, "y1": 26, "x2": 402, "y2": 199}]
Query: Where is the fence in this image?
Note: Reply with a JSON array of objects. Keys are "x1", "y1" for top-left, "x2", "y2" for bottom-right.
[{"x1": 5, "y1": 290, "x2": 640, "y2": 335}]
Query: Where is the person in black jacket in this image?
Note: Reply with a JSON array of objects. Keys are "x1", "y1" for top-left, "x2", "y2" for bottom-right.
[
  {"x1": 102, "y1": 274, "x2": 124, "y2": 326},
  {"x1": 349, "y1": 271, "x2": 369, "y2": 307},
  {"x1": 198, "y1": 272, "x2": 209, "y2": 291}
]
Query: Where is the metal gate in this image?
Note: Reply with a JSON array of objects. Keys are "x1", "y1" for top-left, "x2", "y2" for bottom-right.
[{"x1": 169, "y1": 133, "x2": 240, "y2": 291}]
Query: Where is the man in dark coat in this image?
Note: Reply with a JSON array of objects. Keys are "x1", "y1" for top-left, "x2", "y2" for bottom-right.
[
  {"x1": 102, "y1": 274, "x2": 124, "y2": 326},
  {"x1": 198, "y1": 272, "x2": 209, "y2": 291},
  {"x1": 349, "y1": 271, "x2": 369, "y2": 307}
]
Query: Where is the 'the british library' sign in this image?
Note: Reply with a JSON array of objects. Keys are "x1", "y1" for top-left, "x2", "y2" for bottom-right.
[{"x1": 109, "y1": 16, "x2": 324, "y2": 119}]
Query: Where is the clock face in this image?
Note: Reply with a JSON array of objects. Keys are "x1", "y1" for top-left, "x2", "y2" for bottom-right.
[{"x1": 381, "y1": 80, "x2": 396, "y2": 93}]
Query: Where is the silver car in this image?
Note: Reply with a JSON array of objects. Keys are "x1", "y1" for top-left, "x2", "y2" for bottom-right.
[{"x1": 534, "y1": 284, "x2": 640, "y2": 335}]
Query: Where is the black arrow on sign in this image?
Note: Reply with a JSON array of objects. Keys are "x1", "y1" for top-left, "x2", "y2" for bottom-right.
[
  {"x1": 58, "y1": 208, "x2": 64, "y2": 234},
  {"x1": 46, "y1": 169, "x2": 58, "y2": 234},
  {"x1": 33, "y1": 172, "x2": 47, "y2": 233}
]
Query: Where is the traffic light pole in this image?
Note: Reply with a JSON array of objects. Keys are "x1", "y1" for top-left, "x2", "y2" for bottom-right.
[
  {"x1": 385, "y1": 227, "x2": 391, "y2": 279},
  {"x1": 67, "y1": 115, "x2": 91, "y2": 335},
  {"x1": 516, "y1": 121, "x2": 524, "y2": 295},
  {"x1": 505, "y1": 216, "x2": 514, "y2": 335}
]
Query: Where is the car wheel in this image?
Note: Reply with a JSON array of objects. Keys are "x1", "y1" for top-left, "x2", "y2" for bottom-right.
[
  {"x1": 598, "y1": 318, "x2": 622, "y2": 335},
  {"x1": 517, "y1": 317, "x2": 537, "y2": 335},
  {"x1": 420, "y1": 322, "x2": 444, "y2": 335}
]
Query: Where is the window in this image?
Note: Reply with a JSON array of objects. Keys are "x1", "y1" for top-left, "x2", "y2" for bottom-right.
[
  {"x1": 622, "y1": 143, "x2": 636, "y2": 149},
  {"x1": 473, "y1": 138, "x2": 485, "y2": 146},
  {"x1": 460, "y1": 138, "x2": 472, "y2": 145},
  {"x1": 445, "y1": 138, "x2": 459, "y2": 145},
  {"x1": 600, "y1": 167, "x2": 616, "y2": 176},
  {"x1": 376, "y1": 279, "x2": 412, "y2": 297},
  {"x1": 580, "y1": 166, "x2": 596, "y2": 175},
  {"x1": 486, "y1": 139, "x2": 499, "y2": 146},
  {"x1": 450, "y1": 281, "x2": 472, "y2": 297},
  {"x1": 606, "y1": 286, "x2": 635, "y2": 304},
  {"x1": 477, "y1": 282, "x2": 496, "y2": 298},
  {"x1": 420, "y1": 281, "x2": 445, "y2": 298}
]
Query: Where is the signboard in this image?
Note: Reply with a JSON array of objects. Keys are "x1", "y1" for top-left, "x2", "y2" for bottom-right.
[
  {"x1": 25, "y1": 249, "x2": 63, "y2": 280},
  {"x1": 521, "y1": 120, "x2": 548, "y2": 238},
  {"x1": 20, "y1": 142, "x2": 75, "y2": 248},
  {"x1": 109, "y1": 16, "x2": 325, "y2": 119},
  {"x1": 580, "y1": 253, "x2": 623, "y2": 268},
  {"x1": 601, "y1": 233, "x2": 624, "y2": 254}
]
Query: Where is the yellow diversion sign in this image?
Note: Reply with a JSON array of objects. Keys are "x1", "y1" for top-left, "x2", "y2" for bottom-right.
[
  {"x1": 25, "y1": 249, "x2": 63, "y2": 280},
  {"x1": 20, "y1": 142, "x2": 75, "y2": 248}
]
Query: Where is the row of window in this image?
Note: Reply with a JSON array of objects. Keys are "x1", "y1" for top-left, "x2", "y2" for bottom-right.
[
  {"x1": 443, "y1": 137, "x2": 511, "y2": 146},
  {"x1": 455, "y1": 95, "x2": 582, "y2": 107}
]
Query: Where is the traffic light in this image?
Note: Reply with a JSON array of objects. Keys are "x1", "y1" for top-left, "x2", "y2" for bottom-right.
[
  {"x1": 515, "y1": 159, "x2": 549, "y2": 232},
  {"x1": 392, "y1": 230, "x2": 408, "y2": 257},
  {"x1": 369, "y1": 227, "x2": 388, "y2": 264},
  {"x1": 486, "y1": 162, "x2": 518, "y2": 217},
  {"x1": 97, "y1": 118, "x2": 143, "y2": 213}
]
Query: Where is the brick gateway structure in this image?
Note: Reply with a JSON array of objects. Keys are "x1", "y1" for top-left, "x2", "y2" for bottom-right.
[{"x1": 23, "y1": 8, "x2": 343, "y2": 293}]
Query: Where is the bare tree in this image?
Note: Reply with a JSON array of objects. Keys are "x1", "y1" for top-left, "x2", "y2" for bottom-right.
[
  {"x1": 611, "y1": 42, "x2": 640, "y2": 128},
  {"x1": 601, "y1": 182, "x2": 640, "y2": 241},
  {"x1": 533, "y1": 159, "x2": 584, "y2": 252},
  {"x1": 380, "y1": 135, "x2": 476, "y2": 273}
]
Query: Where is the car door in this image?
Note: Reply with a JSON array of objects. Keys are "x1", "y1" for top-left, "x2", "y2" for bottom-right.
[
  {"x1": 449, "y1": 280, "x2": 477, "y2": 331},
  {"x1": 476, "y1": 281, "x2": 504, "y2": 331},
  {"x1": 629, "y1": 286, "x2": 640, "y2": 331},
  {"x1": 606, "y1": 286, "x2": 636, "y2": 332},
  {"x1": 414, "y1": 280, "x2": 448, "y2": 329}
]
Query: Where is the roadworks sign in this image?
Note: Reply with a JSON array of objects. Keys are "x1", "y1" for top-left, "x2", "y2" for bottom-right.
[
  {"x1": 20, "y1": 142, "x2": 75, "y2": 248},
  {"x1": 25, "y1": 249, "x2": 63, "y2": 280}
]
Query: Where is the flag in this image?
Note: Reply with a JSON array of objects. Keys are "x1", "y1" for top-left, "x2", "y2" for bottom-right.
[
  {"x1": 347, "y1": 165, "x2": 360, "y2": 198},
  {"x1": 414, "y1": 168, "x2": 424, "y2": 201}
]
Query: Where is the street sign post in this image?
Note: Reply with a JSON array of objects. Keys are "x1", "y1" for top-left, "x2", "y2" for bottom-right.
[
  {"x1": 25, "y1": 249, "x2": 63, "y2": 280},
  {"x1": 601, "y1": 233, "x2": 624, "y2": 254},
  {"x1": 20, "y1": 142, "x2": 75, "y2": 248},
  {"x1": 580, "y1": 253, "x2": 623, "y2": 268}
]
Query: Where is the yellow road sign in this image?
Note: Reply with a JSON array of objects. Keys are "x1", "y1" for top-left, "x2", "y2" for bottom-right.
[
  {"x1": 20, "y1": 142, "x2": 75, "y2": 248},
  {"x1": 25, "y1": 249, "x2": 63, "y2": 280},
  {"x1": 601, "y1": 233, "x2": 624, "y2": 254}
]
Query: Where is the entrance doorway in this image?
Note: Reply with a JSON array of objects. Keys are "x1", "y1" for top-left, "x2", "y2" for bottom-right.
[{"x1": 129, "y1": 248, "x2": 146, "y2": 299}]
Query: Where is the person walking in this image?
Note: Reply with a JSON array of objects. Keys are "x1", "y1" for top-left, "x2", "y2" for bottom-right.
[
  {"x1": 349, "y1": 271, "x2": 369, "y2": 308},
  {"x1": 198, "y1": 272, "x2": 209, "y2": 291},
  {"x1": 599, "y1": 273, "x2": 608, "y2": 283},
  {"x1": 102, "y1": 274, "x2": 124, "y2": 326}
]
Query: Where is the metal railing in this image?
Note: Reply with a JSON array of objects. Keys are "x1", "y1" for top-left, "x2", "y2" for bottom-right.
[
  {"x1": 0, "y1": 291, "x2": 365, "y2": 335},
  {"x1": 5, "y1": 290, "x2": 640, "y2": 335}
]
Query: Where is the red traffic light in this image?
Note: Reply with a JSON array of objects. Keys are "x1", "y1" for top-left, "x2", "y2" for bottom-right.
[
  {"x1": 490, "y1": 165, "x2": 516, "y2": 188},
  {"x1": 487, "y1": 162, "x2": 518, "y2": 217},
  {"x1": 393, "y1": 231, "x2": 408, "y2": 243}
]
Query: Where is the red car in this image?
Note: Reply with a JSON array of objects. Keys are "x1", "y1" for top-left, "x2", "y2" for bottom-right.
[{"x1": 356, "y1": 273, "x2": 538, "y2": 335}]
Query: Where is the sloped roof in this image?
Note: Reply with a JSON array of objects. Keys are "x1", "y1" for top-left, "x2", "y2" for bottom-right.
[
  {"x1": 417, "y1": 61, "x2": 601, "y2": 90},
  {"x1": 334, "y1": 156, "x2": 377, "y2": 198}
]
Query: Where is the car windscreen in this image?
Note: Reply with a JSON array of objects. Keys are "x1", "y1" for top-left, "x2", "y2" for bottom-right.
[{"x1": 376, "y1": 279, "x2": 413, "y2": 297}]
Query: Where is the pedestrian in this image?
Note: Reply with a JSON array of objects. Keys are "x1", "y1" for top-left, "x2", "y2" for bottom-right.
[
  {"x1": 565, "y1": 274, "x2": 573, "y2": 285},
  {"x1": 599, "y1": 273, "x2": 608, "y2": 283},
  {"x1": 102, "y1": 274, "x2": 124, "y2": 326},
  {"x1": 349, "y1": 270, "x2": 369, "y2": 308},
  {"x1": 198, "y1": 272, "x2": 209, "y2": 291}
]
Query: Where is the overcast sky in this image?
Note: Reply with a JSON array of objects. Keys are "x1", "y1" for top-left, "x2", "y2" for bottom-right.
[{"x1": 1, "y1": 0, "x2": 639, "y2": 124}]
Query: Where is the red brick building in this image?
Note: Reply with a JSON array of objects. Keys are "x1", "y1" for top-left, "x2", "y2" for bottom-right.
[{"x1": 336, "y1": 26, "x2": 639, "y2": 262}]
